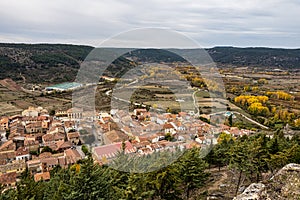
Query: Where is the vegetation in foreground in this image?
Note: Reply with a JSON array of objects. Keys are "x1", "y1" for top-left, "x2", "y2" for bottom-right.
[{"x1": 1, "y1": 131, "x2": 300, "y2": 200}]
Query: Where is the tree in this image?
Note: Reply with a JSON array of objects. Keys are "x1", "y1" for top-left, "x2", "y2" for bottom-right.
[
  {"x1": 228, "y1": 114, "x2": 233, "y2": 127},
  {"x1": 63, "y1": 157, "x2": 112, "y2": 200},
  {"x1": 49, "y1": 109, "x2": 56, "y2": 116},
  {"x1": 229, "y1": 140, "x2": 252, "y2": 195},
  {"x1": 41, "y1": 146, "x2": 54, "y2": 153},
  {"x1": 179, "y1": 148, "x2": 209, "y2": 199},
  {"x1": 81, "y1": 145, "x2": 90, "y2": 156}
]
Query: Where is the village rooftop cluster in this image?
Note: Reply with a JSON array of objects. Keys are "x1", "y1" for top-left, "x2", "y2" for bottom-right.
[{"x1": 0, "y1": 106, "x2": 254, "y2": 187}]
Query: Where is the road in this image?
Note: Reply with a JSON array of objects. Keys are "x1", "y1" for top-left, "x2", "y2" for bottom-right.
[
  {"x1": 192, "y1": 90, "x2": 200, "y2": 116},
  {"x1": 209, "y1": 111, "x2": 269, "y2": 129}
]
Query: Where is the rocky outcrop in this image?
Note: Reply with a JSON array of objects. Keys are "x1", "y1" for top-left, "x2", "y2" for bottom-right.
[{"x1": 234, "y1": 163, "x2": 300, "y2": 200}]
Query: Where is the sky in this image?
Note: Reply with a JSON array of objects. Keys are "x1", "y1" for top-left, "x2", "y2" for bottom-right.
[{"x1": 0, "y1": 0, "x2": 300, "y2": 48}]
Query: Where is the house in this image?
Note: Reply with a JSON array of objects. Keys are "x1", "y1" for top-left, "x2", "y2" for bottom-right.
[
  {"x1": 42, "y1": 133, "x2": 65, "y2": 145},
  {"x1": 170, "y1": 121, "x2": 186, "y2": 132},
  {"x1": 156, "y1": 115, "x2": 167, "y2": 125},
  {"x1": 64, "y1": 149, "x2": 82, "y2": 166},
  {"x1": 133, "y1": 109, "x2": 147, "y2": 116},
  {"x1": 0, "y1": 116, "x2": 9, "y2": 130},
  {"x1": 24, "y1": 136, "x2": 39, "y2": 152},
  {"x1": 40, "y1": 157, "x2": 59, "y2": 171},
  {"x1": 67, "y1": 108, "x2": 83, "y2": 119},
  {"x1": 22, "y1": 107, "x2": 48, "y2": 117},
  {"x1": 93, "y1": 141, "x2": 136, "y2": 162},
  {"x1": 47, "y1": 125, "x2": 65, "y2": 135},
  {"x1": 22, "y1": 107, "x2": 39, "y2": 117},
  {"x1": 15, "y1": 147, "x2": 30, "y2": 161},
  {"x1": 64, "y1": 120, "x2": 76, "y2": 133},
  {"x1": 67, "y1": 132, "x2": 80, "y2": 145},
  {"x1": 9, "y1": 122, "x2": 25, "y2": 138},
  {"x1": 55, "y1": 110, "x2": 67, "y2": 117},
  {"x1": 0, "y1": 140, "x2": 16, "y2": 154},
  {"x1": 9, "y1": 115, "x2": 23, "y2": 124},
  {"x1": 163, "y1": 123, "x2": 176, "y2": 135},
  {"x1": 25, "y1": 122, "x2": 43, "y2": 134},
  {"x1": 0, "y1": 140, "x2": 17, "y2": 164},
  {"x1": 26, "y1": 159, "x2": 42, "y2": 173},
  {"x1": 0, "y1": 160, "x2": 26, "y2": 175},
  {"x1": 103, "y1": 130, "x2": 128, "y2": 144},
  {"x1": 34, "y1": 171, "x2": 50, "y2": 182},
  {"x1": 55, "y1": 141, "x2": 73, "y2": 152},
  {"x1": 0, "y1": 172, "x2": 17, "y2": 187}
]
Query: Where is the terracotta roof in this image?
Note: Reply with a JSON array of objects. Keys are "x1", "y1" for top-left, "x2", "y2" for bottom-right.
[
  {"x1": 163, "y1": 123, "x2": 175, "y2": 129},
  {"x1": 15, "y1": 147, "x2": 29, "y2": 157},
  {"x1": 104, "y1": 130, "x2": 128, "y2": 143},
  {"x1": 42, "y1": 133, "x2": 65, "y2": 143},
  {"x1": 34, "y1": 172, "x2": 50, "y2": 182},
  {"x1": 0, "y1": 140, "x2": 15, "y2": 152},
  {"x1": 56, "y1": 141, "x2": 72, "y2": 150},
  {"x1": 26, "y1": 159, "x2": 41, "y2": 166},
  {"x1": 64, "y1": 149, "x2": 82, "y2": 164},
  {"x1": 58, "y1": 156, "x2": 67, "y2": 166},
  {"x1": 0, "y1": 172, "x2": 17, "y2": 185},
  {"x1": 64, "y1": 120, "x2": 75, "y2": 128},
  {"x1": 24, "y1": 140, "x2": 39, "y2": 146},
  {"x1": 0, "y1": 152, "x2": 16, "y2": 164},
  {"x1": 40, "y1": 157, "x2": 58, "y2": 166},
  {"x1": 39, "y1": 152, "x2": 52, "y2": 159},
  {"x1": 67, "y1": 132, "x2": 80, "y2": 139},
  {"x1": 94, "y1": 141, "x2": 136, "y2": 160},
  {"x1": 25, "y1": 122, "x2": 42, "y2": 128},
  {"x1": 37, "y1": 116, "x2": 48, "y2": 121}
]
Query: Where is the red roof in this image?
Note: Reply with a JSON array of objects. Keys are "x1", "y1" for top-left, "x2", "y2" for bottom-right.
[
  {"x1": 0, "y1": 172, "x2": 17, "y2": 185},
  {"x1": 163, "y1": 123, "x2": 174, "y2": 129},
  {"x1": 94, "y1": 141, "x2": 136, "y2": 160},
  {"x1": 34, "y1": 172, "x2": 50, "y2": 182}
]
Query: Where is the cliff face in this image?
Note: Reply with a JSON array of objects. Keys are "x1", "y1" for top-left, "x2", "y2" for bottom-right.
[{"x1": 234, "y1": 163, "x2": 300, "y2": 200}]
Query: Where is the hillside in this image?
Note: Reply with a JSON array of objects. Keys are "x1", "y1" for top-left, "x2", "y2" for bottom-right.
[
  {"x1": 208, "y1": 47, "x2": 300, "y2": 69},
  {"x1": 0, "y1": 43, "x2": 300, "y2": 84}
]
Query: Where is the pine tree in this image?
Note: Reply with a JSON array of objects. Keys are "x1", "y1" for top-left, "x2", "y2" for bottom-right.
[{"x1": 178, "y1": 148, "x2": 209, "y2": 199}]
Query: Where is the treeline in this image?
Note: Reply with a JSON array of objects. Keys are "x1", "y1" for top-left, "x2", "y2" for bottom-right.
[{"x1": 234, "y1": 95, "x2": 299, "y2": 129}]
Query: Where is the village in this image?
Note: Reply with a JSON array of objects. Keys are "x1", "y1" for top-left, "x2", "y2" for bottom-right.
[{"x1": 0, "y1": 105, "x2": 254, "y2": 188}]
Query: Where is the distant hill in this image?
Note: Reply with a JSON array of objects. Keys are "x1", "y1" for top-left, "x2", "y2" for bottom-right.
[
  {"x1": 208, "y1": 47, "x2": 300, "y2": 69},
  {"x1": 0, "y1": 43, "x2": 93, "y2": 83},
  {"x1": 0, "y1": 43, "x2": 299, "y2": 83}
]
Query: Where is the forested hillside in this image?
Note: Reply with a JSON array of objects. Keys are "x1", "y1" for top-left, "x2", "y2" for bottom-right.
[{"x1": 0, "y1": 43, "x2": 299, "y2": 84}]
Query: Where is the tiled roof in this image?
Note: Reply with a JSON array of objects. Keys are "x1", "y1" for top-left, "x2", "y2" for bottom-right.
[
  {"x1": 0, "y1": 140, "x2": 15, "y2": 152},
  {"x1": 94, "y1": 141, "x2": 136, "y2": 160},
  {"x1": 163, "y1": 123, "x2": 174, "y2": 129},
  {"x1": 56, "y1": 141, "x2": 72, "y2": 150},
  {"x1": 39, "y1": 152, "x2": 52, "y2": 159},
  {"x1": 0, "y1": 172, "x2": 17, "y2": 185},
  {"x1": 40, "y1": 157, "x2": 58, "y2": 166},
  {"x1": 104, "y1": 130, "x2": 128, "y2": 143},
  {"x1": 67, "y1": 132, "x2": 79, "y2": 139},
  {"x1": 34, "y1": 172, "x2": 50, "y2": 182},
  {"x1": 15, "y1": 147, "x2": 29, "y2": 156},
  {"x1": 64, "y1": 149, "x2": 82, "y2": 164}
]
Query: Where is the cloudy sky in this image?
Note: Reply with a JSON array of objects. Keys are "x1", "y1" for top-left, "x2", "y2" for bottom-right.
[{"x1": 0, "y1": 0, "x2": 300, "y2": 48}]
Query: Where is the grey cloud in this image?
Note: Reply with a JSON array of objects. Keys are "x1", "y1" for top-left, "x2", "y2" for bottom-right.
[{"x1": 0, "y1": 0, "x2": 299, "y2": 47}]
